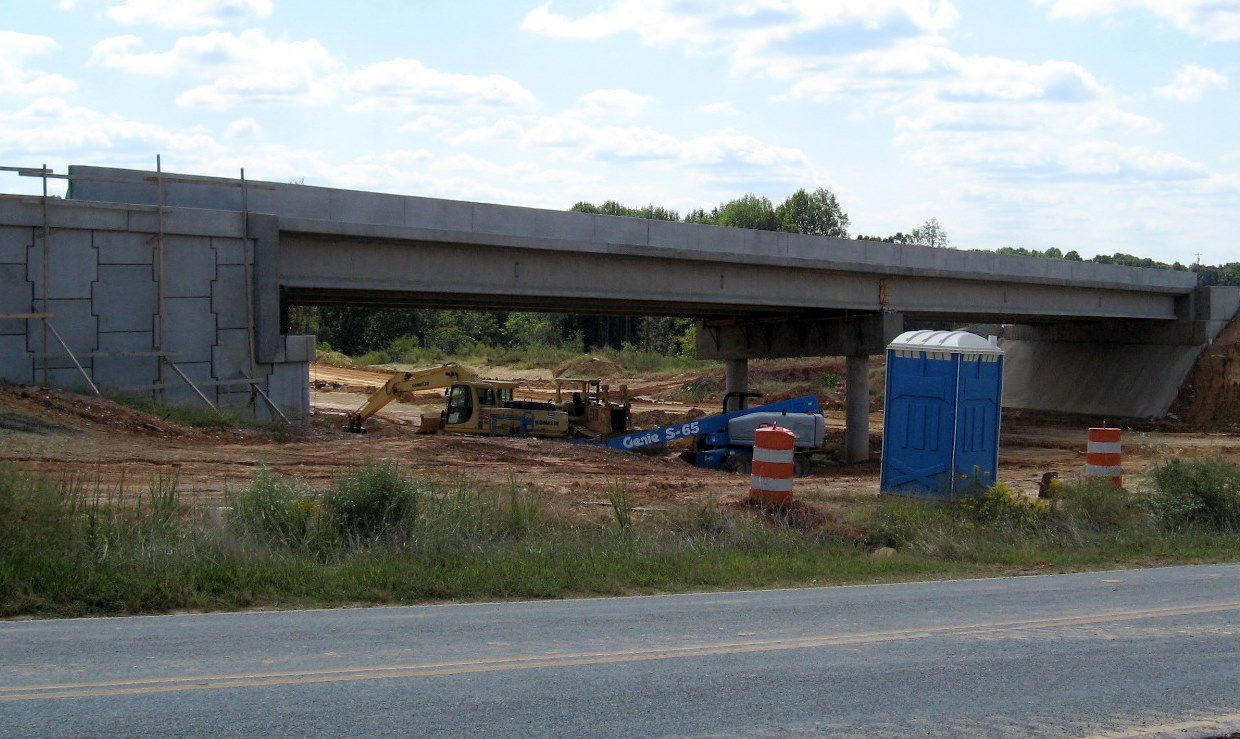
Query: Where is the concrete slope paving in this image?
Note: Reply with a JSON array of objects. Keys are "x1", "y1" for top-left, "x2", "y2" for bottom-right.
[{"x1": 2, "y1": 565, "x2": 1239, "y2": 738}]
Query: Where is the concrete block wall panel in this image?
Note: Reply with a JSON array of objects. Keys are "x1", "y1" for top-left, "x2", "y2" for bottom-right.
[
  {"x1": 217, "y1": 389, "x2": 256, "y2": 415},
  {"x1": 35, "y1": 299, "x2": 97, "y2": 371},
  {"x1": 160, "y1": 361, "x2": 216, "y2": 407},
  {"x1": 213, "y1": 328, "x2": 252, "y2": 379},
  {"x1": 283, "y1": 334, "x2": 315, "y2": 363},
  {"x1": 47, "y1": 366, "x2": 97, "y2": 394},
  {"x1": 27, "y1": 230, "x2": 97, "y2": 300},
  {"x1": 0, "y1": 225, "x2": 33, "y2": 263},
  {"x1": 95, "y1": 331, "x2": 158, "y2": 388},
  {"x1": 163, "y1": 297, "x2": 215, "y2": 364},
  {"x1": 94, "y1": 230, "x2": 154, "y2": 265},
  {"x1": 95, "y1": 265, "x2": 157, "y2": 332},
  {"x1": 0, "y1": 335, "x2": 33, "y2": 384},
  {"x1": 212, "y1": 265, "x2": 249, "y2": 330},
  {"x1": 163, "y1": 236, "x2": 215, "y2": 298},
  {"x1": 264, "y1": 362, "x2": 309, "y2": 421},
  {"x1": 213, "y1": 237, "x2": 247, "y2": 265},
  {"x1": 0, "y1": 264, "x2": 32, "y2": 320}
]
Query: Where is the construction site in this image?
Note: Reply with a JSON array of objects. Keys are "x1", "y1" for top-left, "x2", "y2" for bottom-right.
[{"x1": 1, "y1": 164, "x2": 1238, "y2": 515}]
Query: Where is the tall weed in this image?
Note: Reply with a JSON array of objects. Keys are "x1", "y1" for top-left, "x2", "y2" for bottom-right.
[
  {"x1": 328, "y1": 459, "x2": 421, "y2": 542},
  {"x1": 230, "y1": 468, "x2": 317, "y2": 548},
  {"x1": 1147, "y1": 457, "x2": 1240, "y2": 530}
]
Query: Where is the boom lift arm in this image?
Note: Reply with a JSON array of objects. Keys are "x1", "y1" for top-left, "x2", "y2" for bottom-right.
[{"x1": 344, "y1": 362, "x2": 481, "y2": 433}]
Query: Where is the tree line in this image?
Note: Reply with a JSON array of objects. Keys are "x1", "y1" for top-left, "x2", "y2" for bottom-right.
[{"x1": 291, "y1": 188, "x2": 1238, "y2": 358}]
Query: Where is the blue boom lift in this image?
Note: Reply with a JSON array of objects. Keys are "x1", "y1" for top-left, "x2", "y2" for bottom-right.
[{"x1": 588, "y1": 392, "x2": 826, "y2": 476}]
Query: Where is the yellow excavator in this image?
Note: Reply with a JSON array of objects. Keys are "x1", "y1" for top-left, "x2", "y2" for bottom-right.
[{"x1": 343, "y1": 362, "x2": 570, "y2": 438}]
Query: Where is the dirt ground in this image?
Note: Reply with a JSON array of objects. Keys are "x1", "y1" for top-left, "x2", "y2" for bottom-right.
[{"x1": 2, "y1": 354, "x2": 1237, "y2": 521}]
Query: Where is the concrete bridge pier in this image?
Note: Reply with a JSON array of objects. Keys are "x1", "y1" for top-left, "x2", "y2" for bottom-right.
[
  {"x1": 845, "y1": 355, "x2": 870, "y2": 463},
  {"x1": 701, "y1": 313, "x2": 901, "y2": 465},
  {"x1": 723, "y1": 358, "x2": 749, "y2": 412}
]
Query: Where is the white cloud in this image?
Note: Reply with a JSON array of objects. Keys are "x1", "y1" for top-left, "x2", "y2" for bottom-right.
[
  {"x1": 449, "y1": 119, "x2": 525, "y2": 145},
  {"x1": 1077, "y1": 108, "x2": 1161, "y2": 133},
  {"x1": 793, "y1": 45, "x2": 1105, "y2": 105},
  {"x1": 1038, "y1": 0, "x2": 1240, "y2": 42},
  {"x1": 106, "y1": 0, "x2": 274, "y2": 29},
  {"x1": 225, "y1": 117, "x2": 262, "y2": 139},
  {"x1": 0, "y1": 97, "x2": 222, "y2": 156},
  {"x1": 577, "y1": 89, "x2": 653, "y2": 117},
  {"x1": 346, "y1": 59, "x2": 536, "y2": 111},
  {"x1": 0, "y1": 31, "x2": 77, "y2": 96},
  {"x1": 446, "y1": 114, "x2": 810, "y2": 176},
  {"x1": 89, "y1": 30, "x2": 340, "y2": 109},
  {"x1": 522, "y1": 0, "x2": 961, "y2": 75},
  {"x1": 399, "y1": 115, "x2": 450, "y2": 134},
  {"x1": 940, "y1": 58, "x2": 1104, "y2": 102},
  {"x1": 1154, "y1": 65, "x2": 1228, "y2": 102}
]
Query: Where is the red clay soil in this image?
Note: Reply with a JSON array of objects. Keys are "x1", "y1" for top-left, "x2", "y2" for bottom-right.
[{"x1": 1171, "y1": 312, "x2": 1240, "y2": 428}]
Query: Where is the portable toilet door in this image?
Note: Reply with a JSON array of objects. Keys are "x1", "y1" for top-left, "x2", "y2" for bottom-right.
[{"x1": 880, "y1": 330, "x2": 1004, "y2": 499}]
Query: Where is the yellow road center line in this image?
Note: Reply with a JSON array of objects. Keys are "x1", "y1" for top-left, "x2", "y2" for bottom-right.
[{"x1": 4, "y1": 600, "x2": 1239, "y2": 702}]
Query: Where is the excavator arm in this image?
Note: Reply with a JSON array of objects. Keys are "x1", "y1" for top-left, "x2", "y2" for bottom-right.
[{"x1": 343, "y1": 362, "x2": 480, "y2": 432}]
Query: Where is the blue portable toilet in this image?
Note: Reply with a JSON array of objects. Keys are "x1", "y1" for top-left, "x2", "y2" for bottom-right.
[{"x1": 880, "y1": 330, "x2": 1004, "y2": 499}]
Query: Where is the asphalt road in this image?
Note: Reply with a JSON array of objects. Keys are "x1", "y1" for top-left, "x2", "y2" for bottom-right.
[{"x1": 3, "y1": 565, "x2": 1239, "y2": 738}]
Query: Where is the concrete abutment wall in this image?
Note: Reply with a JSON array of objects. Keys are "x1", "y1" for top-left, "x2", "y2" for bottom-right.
[{"x1": 0, "y1": 197, "x2": 309, "y2": 421}]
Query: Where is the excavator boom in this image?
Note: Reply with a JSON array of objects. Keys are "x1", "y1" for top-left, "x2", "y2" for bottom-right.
[{"x1": 344, "y1": 362, "x2": 481, "y2": 432}]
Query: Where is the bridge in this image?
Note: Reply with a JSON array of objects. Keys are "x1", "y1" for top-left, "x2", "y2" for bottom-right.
[{"x1": 1, "y1": 165, "x2": 1235, "y2": 461}]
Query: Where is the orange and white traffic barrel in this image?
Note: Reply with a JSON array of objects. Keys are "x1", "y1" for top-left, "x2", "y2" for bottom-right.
[
  {"x1": 1085, "y1": 427, "x2": 1123, "y2": 487},
  {"x1": 751, "y1": 423, "x2": 796, "y2": 504},
  {"x1": 834, "y1": 379, "x2": 846, "y2": 395}
]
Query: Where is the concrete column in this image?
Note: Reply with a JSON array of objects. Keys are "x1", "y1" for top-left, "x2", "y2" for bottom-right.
[
  {"x1": 724, "y1": 358, "x2": 749, "y2": 412},
  {"x1": 845, "y1": 354, "x2": 870, "y2": 463}
]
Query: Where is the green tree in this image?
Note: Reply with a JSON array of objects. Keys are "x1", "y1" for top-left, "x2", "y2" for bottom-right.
[
  {"x1": 909, "y1": 218, "x2": 950, "y2": 248},
  {"x1": 714, "y1": 194, "x2": 780, "y2": 231},
  {"x1": 571, "y1": 200, "x2": 679, "y2": 221},
  {"x1": 775, "y1": 187, "x2": 850, "y2": 238},
  {"x1": 684, "y1": 208, "x2": 714, "y2": 224}
]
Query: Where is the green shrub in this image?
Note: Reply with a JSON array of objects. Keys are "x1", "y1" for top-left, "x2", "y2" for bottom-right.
[
  {"x1": 861, "y1": 498, "x2": 960, "y2": 549},
  {"x1": 230, "y1": 468, "x2": 317, "y2": 548},
  {"x1": 958, "y1": 483, "x2": 1051, "y2": 531},
  {"x1": 328, "y1": 460, "x2": 421, "y2": 541},
  {"x1": 1147, "y1": 457, "x2": 1240, "y2": 530},
  {"x1": 814, "y1": 372, "x2": 842, "y2": 389},
  {"x1": 356, "y1": 349, "x2": 393, "y2": 366},
  {"x1": 1050, "y1": 478, "x2": 1145, "y2": 530}
]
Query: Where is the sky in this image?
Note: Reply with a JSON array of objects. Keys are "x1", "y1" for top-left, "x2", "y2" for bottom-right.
[{"x1": 2, "y1": 0, "x2": 1237, "y2": 266}]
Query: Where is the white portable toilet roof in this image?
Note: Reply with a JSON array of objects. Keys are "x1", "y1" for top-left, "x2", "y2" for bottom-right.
[{"x1": 888, "y1": 330, "x2": 1004, "y2": 356}]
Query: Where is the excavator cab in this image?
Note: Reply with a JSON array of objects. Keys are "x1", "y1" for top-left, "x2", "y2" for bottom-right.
[
  {"x1": 441, "y1": 382, "x2": 569, "y2": 438},
  {"x1": 444, "y1": 384, "x2": 473, "y2": 425}
]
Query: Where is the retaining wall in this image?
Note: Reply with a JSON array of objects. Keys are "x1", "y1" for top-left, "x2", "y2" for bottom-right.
[{"x1": 0, "y1": 196, "x2": 310, "y2": 421}]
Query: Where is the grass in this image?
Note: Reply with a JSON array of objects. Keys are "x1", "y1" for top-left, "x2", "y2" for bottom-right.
[
  {"x1": 103, "y1": 389, "x2": 257, "y2": 429},
  {"x1": 2, "y1": 458, "x2": 1239, "y2": 618}
]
